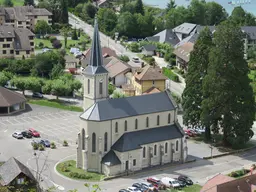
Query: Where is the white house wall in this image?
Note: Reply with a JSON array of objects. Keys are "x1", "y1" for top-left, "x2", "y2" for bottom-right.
[{"x1": 114, "y1": 73, "x2": 127, "y2": 87}]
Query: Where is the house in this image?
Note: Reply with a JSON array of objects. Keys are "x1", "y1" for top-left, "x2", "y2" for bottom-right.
[
  {"x1": 0, "y1": 157, "x2": 36, "y2": 189},
  {"x1": 173, "y1": 23, "x2": 197, "y2": 41},
  {"x1": 0, "y1": 25, "x2": 35, "y2": 59},
  {"x1": 201, "y1": 173, "x2": 256, "y2": 192},
  {"x1": 0, "y1": 86, "x2": 26, "y2": 115},
  {"x1": 0, "y1": 6, "x2": 52, "y2": 31},
  {"x1": 76, "y1": 19, "x2": 188, "y2": 177},
  {"x1": 173, "y1": 42, "x2": 194, "y2": 72},
  {"x1": 82, "y1": 46, "x2": 117, "y2": 59},
  {"x1": 64, "y1": 55, "x2": 78, "y2": 70},
  {"x1": 241, "y1": 26, "x2": 256, "y2": 59},
  {"x1": 141, "y1": 44, "x2": 157, "y2": 56}
]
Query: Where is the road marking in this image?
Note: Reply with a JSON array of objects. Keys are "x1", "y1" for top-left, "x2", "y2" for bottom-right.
[{"x1": 4, "y1": 129, "x2": 8, "y2": 132}]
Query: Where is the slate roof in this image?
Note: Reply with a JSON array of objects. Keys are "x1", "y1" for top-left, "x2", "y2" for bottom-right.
[
  {"x1": 83, "y1": 47, "x2": 117, "y2": 58},
  {"x1": 142, "y1": 44, "x2": 157, "y2": 52},
  {"x1": 0, "y1": 86, "x2": 26, "y2": 107},
  {"x1": 241, "y1": 26, "x2": 256, "y2": 40},
  {"x1": 173, "y1": 42, "x2": 194, "y2": 63},
  {"x1": 83, "y1": 18, "x2": 108, "y2": 75},
  {"x1": 13, "y1": 28, "x2": 34, "y2": 51},
  {"x1": 134, "y1": 65, "x2": 167, "y2": 81},
  {"x1": 146, "y1": 29, "x2": 180, "y2": 46},
  {"x1": 111, "y1": 124, "x2": 184, "y2": 152},
  {"x1": 101, "y1": 150, "x2": 121, "y2": 166},
  {"x1": 173, "y1": 23, "x2": 197, "y2": 35},
  {"x1": 174, "y1": 33, "x2": 199, "y2": 48},
  {"x1": 80, "y1": 90, "x2": 176, "y2": 121},
  {"x1": 0, "y1": 157, "x2": 36, "y2": 186}
]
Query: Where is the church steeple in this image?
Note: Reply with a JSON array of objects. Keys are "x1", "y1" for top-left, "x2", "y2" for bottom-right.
[{"x1": 83, "y1": 18, "x2": 108, "y2": 75}]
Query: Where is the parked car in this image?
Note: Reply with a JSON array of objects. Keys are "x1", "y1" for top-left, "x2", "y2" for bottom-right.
[
  {"x1": 21, "y1": 131, "x2": 32, "y2": 138},
  {"x1": 161, "y1": 177, "x2": 180, "y2": 188},
  {"x1": 140, "y1": 182, "x2": 156, "y2": 191},
  {"x1": 32, "y1": 92, "x2": 43, "y2": 98},
  {"x1": 12, "y1": 132, "x2": 23, "y2": 139},
  {"x1": 178, "y1": 175, "x2": 193, "y2": 185},
  {"x1": 127, "y1": 187, "x2": 141, "y2": 192},
  {"x1": 184, "y1": 129, "x2": 195, "y2": 137},
  {"x1": 29, "y1": 128, "x2": 40, "y2": 137},
  {"x1": 31, "y1": 140, "x2": 41, "y2": 146},
  {"x1": 132, "y1": 57, "x2": 140, "y2": 63},
  {"x1": 174, "y1": 178, "x2": 186, "y2": 187},
  {"x1": 40, "y1": 139, "x2": 50, "y2": 147},
  {"x1": 147, "y1": 177, "x2": 162, "y2": 188},
  {"x1": 132, "y1": 183, "x2": 142, "y2": 190},
  {"x1": 119, "y1": 190, "x2": 130, "y2": 192}
]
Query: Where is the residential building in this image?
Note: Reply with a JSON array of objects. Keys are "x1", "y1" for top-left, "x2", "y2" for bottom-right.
[
  {"x1": 65, "y1": 55, "x2": 78, "y2": 69},
  {"x1": 76, "y1": 19, "x2": 187, "y2": 177},
  {"x1": 0, "y1": 86, "x2": 27, "y2": 115},
  {"x1": 0, "y1": 157, "x2": 36, "y2": 188},
  {"x1": 0, "y1": 6, "x2": 52, "y2": 31},
  {"x1": 83, "y1": 46, "x2": 117, "y2": 59},
  {"x1": 241, "y1": 26, "x2": 256, "y2": 59},
  {"x1": 173, "y1": 23, "x2": 197, "y2": 41},
  {"x1": 0, "y1": 25, "x2": 35, "y2": 59},
  {"x1": 201, "y1": 173, "x2": 256, "y2": 192},
  {"x1": 173, "y1": 42, "x2": 194, "y2": 72},
  {"x1": 93, "y1": 0, "x2": 110, "y2": 8},
  {"x1": 141, "y1": 44, "x2": 157, "y2": 56}
]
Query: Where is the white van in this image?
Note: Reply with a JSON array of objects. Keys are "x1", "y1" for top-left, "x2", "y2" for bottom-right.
[{"x1": 161, "y1": 177, "x2": 180, "y2": 188}]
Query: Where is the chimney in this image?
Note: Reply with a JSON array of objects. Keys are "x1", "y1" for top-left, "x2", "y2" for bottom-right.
[{"x1": 141, "y1": 62, "x2": 144, "y2": 68}]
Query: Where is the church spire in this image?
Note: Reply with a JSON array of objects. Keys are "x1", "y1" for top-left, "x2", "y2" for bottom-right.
[{"x1": 83, "y1": 17, "x2": 108, "y2": 75}]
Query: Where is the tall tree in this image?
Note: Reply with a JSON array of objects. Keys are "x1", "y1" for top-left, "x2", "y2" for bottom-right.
[
  {"x1": 35, "y1": 20, "x2": 51, "y2": 36},
  {"x1": 182, "y1": 27, "x2": 213, "y2": 141},
  {"x1": 97, "y1": 8, "x2": 117, "y2": 35},
  {"x1": 205, "y1": 1, "x2": 227, "y2": 25},
  {"x1": 3, "y1": 0, "x2": 13, "y2": 7},
  {"x1": 229, "y1": 6, "x2": 246, "y2": 26},
  {"x1": 166, "y1": 0, "x2": 176, "y2": 11},
  {"x1": 60, "y1": 0, "x2": 69, "y2": 24},
  {"x1": 165, "y1": 6, "x2": 191, "y2": 29},
  {"x1": 116, "y1": 12, "x2": 138, "y2": 37},
  {"x1": 202, "y1": 21, "x2": 255, "y2": 147},
  {"x1": 24, "y1": 0, "x2": 34, "y2": 6},
  {"x1": 188, "y1": 0, "x2": 206, "y2": 25},
  {"x1": 134, "y1": 0, "x2": 144, "y2": 15}
]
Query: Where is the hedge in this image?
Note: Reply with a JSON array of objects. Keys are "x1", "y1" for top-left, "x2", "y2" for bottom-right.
[{"x1": 162, "y1": 67, "x2": 179, "y2": 82}]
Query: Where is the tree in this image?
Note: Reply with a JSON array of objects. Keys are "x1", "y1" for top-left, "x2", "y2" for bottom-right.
[
  {"x1": 52, "y1": 40, "x2": 62, "y2": 49},
  {"x1": 0, "y1": 72, "x2": 10, "y2": 86},
  {"x1": 35, "y1": 20, "x2": 51, "y2": 37},
  {"x1": 3, "y1": 0, "x2": 13, "y2": 7},
  {"x1": 153, "y1": 17, "x2": 165, "y2": 33},
  {"x1": 165, "y1": 6, "x2": 191, "y2": 29},
  {"x1": 188, "y1": 0, "x2": 206, "y2": 25},
  {"x1": 229, "y1": 6, "x2": 246, "y2": 26},
  {"x1": 116, "y1": 12, "x2": 137, "y2": 38},
  {"x1": 24, "y1": 0, "x2": 34, "y2": 6},
  {"x1": 135, "y1": 0, "x2": 144, "y2": 15},
  {"x1": 60, "y1": 28, "x2": 69, "y2": 48},
  {"x1": 202, "y1": 21, "x2": 255, "y2": 147},
  {"x1": 97, "y1": 8, "x2": 117, "y2": 35},
  {"x1": 248, "y1": 46, "x2": 256, "y2": 60},
  {"x1": 112, "y1": 91, "x2": 126, "y2": 98},
  {"x1": 26, "y1": 77, "x2": 44, "y2": 92},
  {"x1": 182, "y1": 27, "x2": 213, "y2": 141},
  {"x1": 205, "y1": 2, "x2": 227, "y2": 25},
  {"x1": 51, "y1": 79, "x2": 71, "y2": 99},
  {"x1": 77, "y1": 28, "x2": 80, "y2": 37},
  {"x1": 72, "y1": 28, "x2": 78, "y2": 40},
  {"x1": 166, "y1": 0, "x2": 176, "y2": 11},
  {"x1": 83, "y1": 2, "x2": 97, "y2": 19},
  {"x1": 120, "y1": 2, "x2": 135, "y2": 14},
  {"x1": 10, "y1": 77, "x2": 27, "y2": 95},
  {"x1": 60, "y1": 0, "x2": 69, "y2": 24},
  {"x1": 50, "y1": 63, "x2": 64, "y2": 79}
]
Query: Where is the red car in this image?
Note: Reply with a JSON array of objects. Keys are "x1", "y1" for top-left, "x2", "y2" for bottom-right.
[
  {"x1": 147, "y1": 177, "x2": 162, "y2": 188},
  {"x1": 184, "y1": 129, "x2": 195, "y2": 137},
  {"x1": 28, "y1": 128, "x2": 40, "y2": 137}
]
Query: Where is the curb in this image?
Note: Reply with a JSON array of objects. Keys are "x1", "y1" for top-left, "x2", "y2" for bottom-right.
[{"x1": 203, "y1": 146, "x2": 256, "y2": 159}]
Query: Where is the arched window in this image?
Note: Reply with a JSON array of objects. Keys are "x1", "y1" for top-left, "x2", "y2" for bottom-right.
[
  {"x1": 82, "y1": 128, "x2": 85, "y2": 150},
  {"x1": 146, "y1": 117, "x2": 149, "y2": 127},
  {"x1": 87, "y1": 79, "x2": 90, "y2": 94},
  {"x1": 165, "y1": 142, "x2": 168, "y2": 154},
  {"x1": 143, "y1": 147, "x2": 146, "y2": 158},
  {"x1": 168, "y1": 113, "x2": 171, "y2": 124},
  {"x1": 104, "y1": 132, "x2": 108, "y2": 152},
  {"x1": 157, "y1": 115, "x2": 160, "y2": 125},
  {"x1": 176, "y1": 140, "x2": 179, "y2": 151},
  {"x1": 92, "y1": 133, "x2": 96, "y2": 152},
  {"x1": 115, "y1": 122, "x2": 118, "y2": 133},
  {"x1": 124, "y1": 120, "x2": 127, "y2": 131},
  {"x1": 135, "y1": 119, "x2": 138, "y2": 129},
  {"x1": 99, "y1": 82, "x2": 103, "y2": 95},
  {"x1": 154, "y1": 144, "x2": 157, "y2": 156}
]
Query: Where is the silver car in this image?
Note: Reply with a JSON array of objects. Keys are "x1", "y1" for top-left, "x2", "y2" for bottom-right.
[{"x1": 12, "y1": 132, "x2": 23, "y2": 139}]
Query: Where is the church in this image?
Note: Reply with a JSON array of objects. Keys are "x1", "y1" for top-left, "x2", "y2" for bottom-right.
[{"x1": 76, "y1": 19, "x2": 188, "y2": 176}]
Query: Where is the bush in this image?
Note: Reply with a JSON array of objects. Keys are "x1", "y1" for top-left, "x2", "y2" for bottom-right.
[
  {"x1": 52, "y1": 40, "x2": 62, "y2": 49},
  {"x1": 63, "y1": 140, "x2": 68, "y2": 146},
  {"x1": 32, "y1": 143, "x2": 39, "y2": 150},
  {"x1": 60, "y1": 163, "x2": 69, "y2": 172},
  {"x1": 49, "y1": 36, "x2": 57, "y2": 43},
  {"x1": 162, "y1": 67, "x2": 179, "y2": 82},
  {"x1": 128, "y1": 42, "x2": 140, "y2": 52},
  {"x1": 39, "y1": 144, "x2": 45, "y2": 151},
  {"x1": 108, "y1": 83, "x2": 115, "y2": 95},
  {"x1": 119, "y1": 55, "x2": 130, "y2": 62},
  {"x1": 50, "y1": 142, "x2": 56, "y2": 149},
  {"x1": 69, "y1": 172, "x2": 92, "y2": 180},
  {"x1": 142, "y1": 56, "x2": 155, "y2": 65},
  {"x1": 38, "y1": 42, "x2": 44, "y2": 49}
]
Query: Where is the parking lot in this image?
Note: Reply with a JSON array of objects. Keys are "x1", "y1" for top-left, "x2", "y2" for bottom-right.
[{"x1": 0, "y1": 104, "x2": 81, "y2": 145}]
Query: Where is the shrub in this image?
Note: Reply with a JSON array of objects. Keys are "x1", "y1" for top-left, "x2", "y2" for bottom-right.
[
  {"x1": 69, "y1": 172, "x2": 92, "y2": 180},
  {"x1": 49, "y1": 36, "x2": 57, "y2": 43},
  {"x1": 142, "y1": 56, "x2": 155, "y2": 65},
  {"x1": 32, "y1": 143, "x2": 38, "y2": 150},
  {"x1": 63, "y1": 140, "x2": 68, "y2": 146},
  {"x1": 50, "y1": 142, "x2": 56, "y2": 149},
  {"x1": 119, "y1": 55, "x2": 130, "y2": 62},
  {"x1": 52, "y1": 40, "x2": 62, "y2": 49},
  {"x1": 128, "y1": 42, "x2": 140, "y2": 52},
  {"x1": 39, "y1": 144, "x2": 45, "y2": 151},
  {"x1": 38, "y1": 42, "x2": 44, "y2": 49},
  {"x1": 60, "y1": 163, "x2": 69, "y2": 172},
  {"x1": 108, "y1": 83, "x2": 115, "y2": 95},
  {"x1": 162, "y1": 67, "x2": 179, "y2": 82}
]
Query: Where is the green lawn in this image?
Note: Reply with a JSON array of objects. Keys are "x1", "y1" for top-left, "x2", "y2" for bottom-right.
[
  {"x1": 56, "y1": 160, "x2": 105, "y2": 181},
  {"x1": 161, "y1": 184, "x2": 202, "y2": 192},
  {"x1": 28, "y1": 99, "x2": 83, "y2": 112},
  {"x1": 0, "y1": 0, "x2": 24, "y2": 6}
]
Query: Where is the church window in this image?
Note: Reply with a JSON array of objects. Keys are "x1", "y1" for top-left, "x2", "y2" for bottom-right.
[
  {"x1": 104, "y1": 132, "x2": 108, "y2": 152},
  {"x1": 92, "y1": 133, "x2": 96, "y2": 152},
  {"x1": 124, "y1": 120, "x2": 127, "y2": 131},
  {"x1": 146, "y1": 117, "x2": 149, "y2": 127},
  {"x1": 176, "y1": 140, "x2": 179, "y2": 151},
  {"x1": 135, "y1": 119, "x2": 138, "y2": 129},
  {"x1": 168, "y1": 113, "x2": 171, "y2": 124},
  {"x1": 143, "y1": 147, "x2": 146, "y2": 158},
  {"x1": 115, "y1": 122, "x2": 118, "y2": 133},
  {"x1": 165, "y1": 142, "x2": 168, "y2": 154},
  {"x1": 87, "y1": 79, "x2": 90, "y2": 94},
  {"x1": 154, "y1": 144, "x2": 157, "y2": 156},
  {"x1": 82, "y1": 128, "x2": 85, "y2": 150},
  {"x1": 157, "y1": 115, "x2": 160, "y2": 125},
  {"x1": 133, "y1": 159, "x2": 136, "y2": 166},
  {"x1": 99, "y1": 82, "x2": 103, "y2": 95}
]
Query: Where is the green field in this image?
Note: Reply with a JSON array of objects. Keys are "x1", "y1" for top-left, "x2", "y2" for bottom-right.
[{"x1": 0, "y1": 0, "x2": 24, "y2": 6}]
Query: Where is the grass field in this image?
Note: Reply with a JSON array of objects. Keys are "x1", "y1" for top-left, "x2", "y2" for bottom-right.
[
  {"x1": 56, "y1": 160, "x2": 104, "y2": 181},
  {"x1": 0, "y1": 0, "x2": 24, "y2": 6}
]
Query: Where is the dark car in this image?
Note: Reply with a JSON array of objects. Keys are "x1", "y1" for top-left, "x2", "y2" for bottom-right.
[
  {"x1": 119, "y1": 190, "x2": 129, "y2": 192},
  {"x1": 132, "y1": 183, "x2": 142, "y2": 190},
  {"x1": 21, "y1": 131, "x2": 32, "y2": 138},
  {"x1": 40, "y1": 139, "x2": 50, "y2": 147},
  {"x1": 175, "y1": 178, "x2": 186, "y2": 187},
  {"x1": 32, "y1": 92, "x2": 43, "y2": 98},
  {"x1": 178, "y1": 175, "x2": 193, "y2": 185}
]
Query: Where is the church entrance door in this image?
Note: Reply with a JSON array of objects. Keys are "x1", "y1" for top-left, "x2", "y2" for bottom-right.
[{"x1": 125, "y1": 160, "x2": 129, "y2": 170}]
